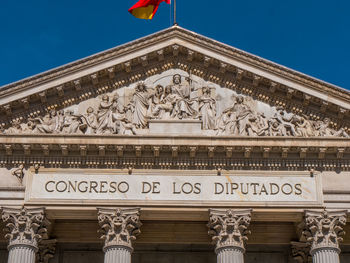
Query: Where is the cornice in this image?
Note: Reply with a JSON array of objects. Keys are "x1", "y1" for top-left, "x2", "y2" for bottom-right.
[
  {"x1": 0, "y1": 26, "x2": 349, "y2": 104},
  {"x1": 0, "y1": 135, "x2": 349, "y2": 169}
]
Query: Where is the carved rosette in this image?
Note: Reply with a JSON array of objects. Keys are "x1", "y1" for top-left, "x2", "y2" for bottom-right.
[
  {"x1": 291, "y1": 242, "x2": 312, "y2": 263},
  {"x1": 36, "y1": 239, "x2": 57, "y2": 263},
  {"x1": 302, "y1": 210, "x2": 347, "y2": 255},
  {"x1": 208, "y1": 209, "x2": 252, "y2": 253},
  {"x1": 1, "y1": 207, "x2": 48, "y2": 251},
  {"x1": 97, "y1": 208, "x2": 141, "y2": 252}
]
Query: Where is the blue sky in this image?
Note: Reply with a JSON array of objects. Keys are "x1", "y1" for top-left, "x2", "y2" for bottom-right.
[{"x1": 0, "y1": 0, "x2": 349, "y2": 89}]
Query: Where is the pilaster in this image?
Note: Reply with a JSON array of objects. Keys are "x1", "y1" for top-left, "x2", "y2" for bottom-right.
[
  {"x1": 208, "y1": 209, "x2": 252, "y2": 263},
  {"x1": 97, "y1": 207, "x2": 141, "y2": 263}
]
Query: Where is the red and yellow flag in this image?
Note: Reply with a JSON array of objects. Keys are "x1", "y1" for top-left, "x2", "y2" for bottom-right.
[{"x1": 129, "y1": 0, "x2": 171, "y2": 19}]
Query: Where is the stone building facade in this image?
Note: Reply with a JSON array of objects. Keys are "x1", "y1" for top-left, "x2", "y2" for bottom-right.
[{"x1": 0, "y1": 26, "x2": 349, "y2": 263}]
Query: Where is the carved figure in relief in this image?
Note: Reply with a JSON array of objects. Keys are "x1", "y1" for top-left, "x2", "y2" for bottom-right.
[
  {"x1": 269, "y1": 119, "x2": 284, "y2": 136},
  {"x1": 151, "y1": 86, "x2": 176, "y2": 119},
  {"x1": 131, "y1": 82, "x2": 150, "y2": 128},
  {"x1": 171, "y1": 74, "x2": 198, "y2": 119},
  {"x1": 314, "y1": 118, "x2": 348, "y2": 137},
  {"x1": 5, "y1": 119, "x2": 22, "y2": 134},
  {"x1": 96, "y1": 94, "x2": 115, "y2": 134},
  {"x1": 80, "y1": 107, "x2": 98, "y2": 134},
  {"x1": 62, "y1": 110, "x2": 81, "y2": 134},
  {"x1": 111, "y1": 100, "x2": 137, "y2": 135},
  {"x1": 32, "y1": 110, "x2": 60, "y2": 134},
  {"x1": 272, "y1": 108, "x2": 297, "y2": 136},
  {"x1": 295, "y1": 116, "x2": 314, "y2": 137},
  {"x1": 199, "y1": 86, "x2": 216, "y2": 130},
  {"x1": 148, "y1": 85, "x2": 165, "y2": 116},
  {"x1": 245, "y1": 113, "x2": 269, "y2": 136},
  {"x1": 2, "y1": 75, "x2": 350, "y2": 138}
]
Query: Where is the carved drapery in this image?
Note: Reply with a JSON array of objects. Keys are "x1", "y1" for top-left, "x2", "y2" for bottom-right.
[
  {"x1": 208, "y1": 209, "x2": 252, "y2": 253},
  {"x1": 3, "y1": 74, "x2": 349, "y2": 138},
  {"x1": 302, "y1": 210, "x2": 347, "y2": 256},
  {"x1": 2, "y1": 207, "x2": 48, "y2": 251},
  {"x1": 291, "y1": 241, "x2": 312, "y2": 263},
  {"x1": 97, "y1": 207, "x2": 141, "y2": 252}
]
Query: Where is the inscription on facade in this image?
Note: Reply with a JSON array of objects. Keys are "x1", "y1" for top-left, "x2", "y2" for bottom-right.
[{"x1": 25, "y1": 172, "x2": 322, "y2": 206}]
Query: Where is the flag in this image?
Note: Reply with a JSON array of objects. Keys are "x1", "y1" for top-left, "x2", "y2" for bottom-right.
[{"x1": 129, "y1": 0, "x2": 171, "y2": 20}]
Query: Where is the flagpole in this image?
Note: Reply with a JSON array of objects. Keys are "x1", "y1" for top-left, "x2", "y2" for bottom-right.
[{"x1": 173, "y1": 0, "x2": 177, "y2": 25}]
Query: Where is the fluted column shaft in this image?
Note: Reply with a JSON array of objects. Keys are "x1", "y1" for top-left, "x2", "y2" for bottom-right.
[
  {"x1": 7, "y1": 245, "x2": 36, "y2": 263},
  {"x1": 217, "y1": 247, "x2": 244, "y2": 263},
  {"x1": 311, "y1": 248, "x2": 340, "y2": 263},
  {"x1": 104, "y1": 246, "x2": 131, "y2": 263},
  {"x1": 1, "y1": 207, "x2": 48, "y2": 263},
  {"x1": 98, "y1": 208, "x2": 141, "y2": 263},
  {"x1": 208, "y1": 209, "x2": 252, "y2": 263}
]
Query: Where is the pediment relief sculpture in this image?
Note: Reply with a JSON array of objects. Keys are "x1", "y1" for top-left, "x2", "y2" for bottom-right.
[{"x1": 2, "y1": 70, "x2": 349, "y2": 138}]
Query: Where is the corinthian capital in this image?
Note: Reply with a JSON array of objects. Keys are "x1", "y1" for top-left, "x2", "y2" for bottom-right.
[
  {"x1": 97, "y1": 207, "x2": 141, "y2": 252},
  {"x1": 1, "y1": 207, "x2": 48, "y2": 250},
  {"x1": 208, "y1": 209, "x2": 252, "y2": 253},
  {"x1": 302, "y1": 210, "x2": 347, "y2": 254}
]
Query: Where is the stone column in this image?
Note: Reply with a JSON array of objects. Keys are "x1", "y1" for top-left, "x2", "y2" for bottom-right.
[
  {"x1": 97, "y1": 208, "x2": 141, "y2": 263},
  {"x1": 1, "y1": 207, "x2": 48, "y2": 263},
  {"x1": 208, "y1": 209, "x2": 252, "y2": 263},
  {"x1": 302, "y1": 210, "x2": 347, "y2": 263}
]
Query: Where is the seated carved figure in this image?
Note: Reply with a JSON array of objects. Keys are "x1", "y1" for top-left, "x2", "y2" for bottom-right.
[
  {"x1": 295, "y1": 116, "x2": 314, "y2": 137},
  {"x1": 171, "y1": 74, "x2": 198, "y2": 119},
  {"x1": 269, "y1": 119, "x2": 284, "y2": 136},
  {"x1": 245, "y1": 113, "x2": 269, "y2": 136},
  {"x1": 32, "y1": 109, "x2": 60, "y2": 134},
  {"x1": 151, "y1": 86, "x2": 176, "y2": 119},
  {"x1": 5, "y1": 119, "x2": 22, "y2": 134},
  {"x1": 62, "y1": 110, "x2": 82, "y2": 134}
]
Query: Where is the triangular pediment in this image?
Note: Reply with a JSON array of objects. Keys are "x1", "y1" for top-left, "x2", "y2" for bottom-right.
[{"x1": 0, "y1": 26, "x2": 349, "y2": 138}]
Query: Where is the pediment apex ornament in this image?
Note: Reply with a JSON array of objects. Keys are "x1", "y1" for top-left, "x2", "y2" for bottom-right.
[
  {"x1": 97, "y1": 207, "x2": 141, "y2": 252},
  {"x1": 302, "y1": 210, "x2": 348, "y2": 255},
  {"x1": 208, "y1": 209, "x2": 252, "y2": 253},
  {"x1": 1, "y1": 207, "x2": 49, "y2": 251},
  {"x1": 2, "y1": 72, "x2": 349, "y2": 138}
]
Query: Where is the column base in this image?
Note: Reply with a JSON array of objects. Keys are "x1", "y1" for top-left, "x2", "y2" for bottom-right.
[
  {"x1": 104, "y1": 245, "x2": 132, "y2": 263},
  {"x1": 311, "y1": 247, "x2": 340, "y2": 263},
  {"x1": 216, "y1": 247, "x2": 245, "y2": 263},
  {"x1": 7, "y1": 245, "x2": 36, "y2": 263}
]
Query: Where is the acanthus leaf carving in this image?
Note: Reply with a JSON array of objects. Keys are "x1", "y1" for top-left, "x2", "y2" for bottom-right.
[
  {"x1": 208, "y1": 209, "x2": 252, "y2": 253},
  {"x1": 1, "y1": 207, "x2": 49, "y2": 250},
  {"x1": 290, "y1": 241, "x2": 312, "y2": 263},
  {"x1": 36, "y1": 239, "x2": 57, "y2": 263},
  {"x1": 97, "y1": 207, "x2": 141, "y2": 252},
  {"x1": 302, "y1": 210, "x2": 347, "y2": 255}
]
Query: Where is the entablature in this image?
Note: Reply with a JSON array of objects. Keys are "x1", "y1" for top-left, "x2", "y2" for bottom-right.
[{"x1": 0, "y1": 135, "x2": 349, "y2": 171}]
